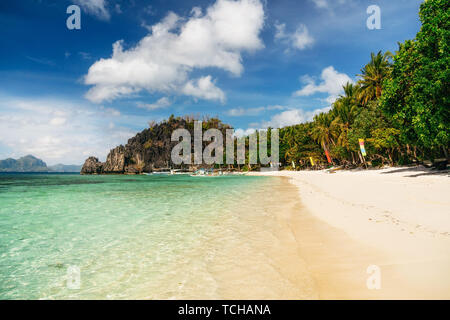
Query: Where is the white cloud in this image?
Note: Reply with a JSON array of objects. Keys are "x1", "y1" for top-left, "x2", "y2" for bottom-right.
[
  {"x1": 294, "y1": 66, "x2": 353, "y2": 104},
  {"x1": 191, "y1": 7, "x2": 202, "y2": 18},
  {"x1": 137, "y1": 97, "x2": 172, "y2": 110},
  {"x1": 85, "y1": 83, "x2": 138, "y2": 104},
  {"x1": 260, "y1": 109, "x2": 305, "y2": 128},
  {"x1": 226, "y1": 105, "x2": 285, "y2": 116},
  {"x1": 74, "y1": 0, "x2": 110, "y2": 21},
  {"x1": 0, "y1": 96, "x2": 135, "y2": 165},
  {"x1": 181, "y1": 76, "x2": 225, "y2": 103},
  {"x1": 292, "y1": 25, "x2": 315, "y2": 50},
  {"x1": 258, "y1": 106, "x2": 331, "y2": 128},
  {"x1": 233, "y1": 128, "x2": 256, "y2": 138},
  {"x1": 84, "y1": 0, "x2": 265, "y2": 103},
  {"x1": 275, "y1": 23, "x2": 314, "y2": 51}
]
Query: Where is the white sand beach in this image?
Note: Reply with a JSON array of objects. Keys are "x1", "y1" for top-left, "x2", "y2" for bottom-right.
[{"x1": 251, "y1": 167, "x2": 450, "y2": 299}]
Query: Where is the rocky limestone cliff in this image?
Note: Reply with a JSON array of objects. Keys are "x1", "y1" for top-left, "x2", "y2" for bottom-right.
[
  {"x1": 81, "y1": 116, "x2": 231, "y2": 174},
  {"x1": 103, "y1": 145, "x2": 126, "y2": 173},
  {"x1": 80, "y1": 157, "x2": 104, "y2": 174}
]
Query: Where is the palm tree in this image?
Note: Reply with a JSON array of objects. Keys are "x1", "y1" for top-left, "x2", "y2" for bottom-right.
[
  {"x1": 311, "y1": 112, "x2": 335, "y2": 156},
  {"x1": 357, "y1": 51, "x2": 393, "y2": 104},
  {"x1": 330, "y1": 82, "x2": 360, "y2": 162},
  {"x1": 281, "y1": 126, "x2": 297, "y2": 165}
]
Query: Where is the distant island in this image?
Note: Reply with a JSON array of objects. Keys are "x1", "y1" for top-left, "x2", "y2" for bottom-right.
[{"x1": 0, "y1": 155, "x2": 82, "y2": 173}]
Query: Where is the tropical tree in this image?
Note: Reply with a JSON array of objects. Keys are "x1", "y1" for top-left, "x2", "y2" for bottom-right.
[
  {"x1": 330, "y1": 83, "x2": 359, "y2": 152},
  {"x1": 380, "y1": 0, "x2": 449, "y2": 158},
  {"x1": 311, "y1": 112, "x2": 334, "y2": 151},
  {"x1": 248, "y1": 0, "x2": 448, "y2": 169},
  {"x1": 357, "y1": 51, "x2": 393, "y2": 105}
]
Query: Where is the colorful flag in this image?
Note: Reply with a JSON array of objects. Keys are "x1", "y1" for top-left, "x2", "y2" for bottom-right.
[
  {"x1": 359, "y1": 139, "x2": 367, "y2": 156},
  {"x1": 309, "y1": 157, "x2": 315, "y2": 166},
  {"x1": 325, "y1": 149, "x2": 332, "y2": 163}
]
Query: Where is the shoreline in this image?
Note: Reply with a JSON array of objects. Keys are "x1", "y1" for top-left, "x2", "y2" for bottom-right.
[{"x1": 250, "y1": 167, "x2": 450, "y2": 299}]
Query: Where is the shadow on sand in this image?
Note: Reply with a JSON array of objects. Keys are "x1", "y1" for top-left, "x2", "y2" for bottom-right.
[{"x1": 380, "y1": 166, "x2": 450, "y2": 178}]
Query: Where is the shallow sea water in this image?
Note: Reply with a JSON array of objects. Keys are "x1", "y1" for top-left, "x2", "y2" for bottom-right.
[{"x1": 0, "y1": 173, "x2": 317, "y2": 299}]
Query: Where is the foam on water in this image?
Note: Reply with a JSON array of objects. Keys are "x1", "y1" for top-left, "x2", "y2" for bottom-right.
[{"x1": 0, "y1": 173, "x2": 317, "y2": 299}]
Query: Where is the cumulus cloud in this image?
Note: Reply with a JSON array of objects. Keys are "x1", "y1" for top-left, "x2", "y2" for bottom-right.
[
  {"x1": 181, "y1": 76, "x2": 225, "y2": 103},
  {"x1": 275, "y1": 23, "x2": 314, "y2": 51},
  {"x1": 258, "y1": 106, "x2": 331, "y2": 128},
  {"x1": 294, "y1": 66, "x2": 353, "y2": 104},
  {"x1": 74, "y1": 0, "x2": 110, "y2": 21},
  {"x1": 260, "y1": 109, "x2": 305, "y2": 128},
  {"x1": 137, "y1": 97, "x2": 172, "y2": 111},
  {"x1": 84, "y1": 0, "x2": 265, "y2": 103},
  {"x1": 233, "y1": 128, "x2": 256, "y2": 138},
  {"x1": 0, "y1": 96, "x2": 135, "y2": 165}
]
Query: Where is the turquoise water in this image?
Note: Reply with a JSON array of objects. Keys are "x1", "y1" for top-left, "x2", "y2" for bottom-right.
[{"x1": 0, "y1": 173, "x2": 315, "y2": 299}]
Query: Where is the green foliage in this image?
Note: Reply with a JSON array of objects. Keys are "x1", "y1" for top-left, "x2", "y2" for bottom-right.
[
  {"x1": 370, "y1": 128, "x2": 401, "y2": 150},
  {"x1": 357, "y1": 51, "x2": 393, "y2": 104},
  {"x1": 279, "y1": 122, "x2": 323, "y2": 168},
  {"x1": 144, "y1": 140, "x2": 153, "y2": 149},
  {"x1": 380, "y1": 0, "x2": 449, "y2": 150},
  {"x1": 276, "y1": 1, "x2": 448, "y2": 169}
]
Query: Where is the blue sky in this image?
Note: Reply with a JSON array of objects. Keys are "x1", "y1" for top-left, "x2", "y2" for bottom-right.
[{"x1": 0, "y1": 0, "x2": 423, "y2": 164}]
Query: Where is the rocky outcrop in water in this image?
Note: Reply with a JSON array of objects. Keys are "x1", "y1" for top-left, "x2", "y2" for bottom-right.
[
  {"x1": 80, "y1": 157, "x2": 104, "y2": 174},
  {"x1": 81, "y1": 116, "x2": 231, "y2": 174}
]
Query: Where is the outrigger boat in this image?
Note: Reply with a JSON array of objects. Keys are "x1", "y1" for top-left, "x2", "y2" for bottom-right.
[
  {"x1": 170, "y1": 169, "x2": 191, "y2": 175},
  {"x1": 190, "y1": 169, "x2": 222, "y2": 177}
]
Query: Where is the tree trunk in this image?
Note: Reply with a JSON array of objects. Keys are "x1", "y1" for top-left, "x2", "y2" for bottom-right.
[
  {"x1": 358, "y1": 151, "x2": 368, "y2": 169},
  {"x1": 376, "y1": 85, "x2": 382, "y2": 98},
  {"x1": 358, "y1": 151, "x2": 364, "y2": 165},
  {"x1": 443, "y1": 146, "x2": 449, "y2": 160},
  {"x1": 388, "y1": 149, "x2": 394, "y2": 165}
]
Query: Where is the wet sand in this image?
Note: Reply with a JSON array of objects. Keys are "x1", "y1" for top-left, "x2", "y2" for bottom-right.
[{"x1": 251, "y1": 168, "x2": 450, "y2": 299}]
